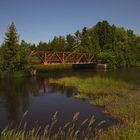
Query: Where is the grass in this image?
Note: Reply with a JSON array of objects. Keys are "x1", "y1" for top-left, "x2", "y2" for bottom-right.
[
  {"x1": 49, "y1": 76, "x2": 140, "y2": 121},
  {"x1": 0, "y1": 70, "x2": 28, "y2": 78},
  {"x1": 1, "y1": 112, "x2": 140, "y2": 140},
  {"x1": 49, "y1": 76, "x2": 134, "y2": 106},
  {"x1": 34, "y1": 64, "x2": 73, "y2": 72},
  {"x1": 1, "y1": 76, "x2": 140, "y2": 139},
  {"x1": 99, "y1": 121, "x2": 140, "y2": 140},
  {"x1": 1, "y1": 113, "x2": 97, "y2": 140},
  {"x1": 106, "y1": 92, "x2": 140, "y2": 121},
  {"x1": 135, "y1": 62, "x2": 140, "y2": 67},
  {"x1": 48, "y1": 76, "x2": 140, "y2": 139}
]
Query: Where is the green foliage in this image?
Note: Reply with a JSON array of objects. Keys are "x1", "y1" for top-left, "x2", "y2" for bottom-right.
[
  {"x1": 95, "y1": 20, "x2": 112, "y2": 50},
  {"x1": 0, "y1": 20, "x2": 140, "y2": 70},
  {"x1": 20, "y1": 40, "x2": 31, "y2": 68},
  {"x1": 49, "y1": 76, "x2": 134, "y2": 106},
  {"x1": 89, "y1": 28, "x2": 101, "y2": 58},
  {"x1": 106, "y1": 92, "x2": 140, "y2": 121},
  {"x1": 99, "y1": 51, "x2": 116, "y2": 68},
  {"x1": 80, "y1": 27, "x2": 94, "y2": 52},
  {"x1": 37, "y1": 41, "x2": 48, "y2": 51},
  {"x1": 34, "y1": 64, "x2": 73, "y2": 72},
  {"x1": 66, "y1": 34, "x2": 75, "y2": 51},
  {"x1": 34, "y1": 20, "x2": 140, "y2": 68},
  {"x1": 0, "y1": 23, "x2": 32, "y2": 74},
  {"x1": 1, "y1": 23, "x2": 20, "y2": 71},
  {"x1": 99, "y1": 122, "x2": 140, "y2": 140},
  {"x1": 49, "y1": 76, "x2": 140, "y2": 124},
  {"x1": 48, "y1": 36, "x2": 66, "y2": 52},
  {"x1": 1, "y1": 113, "x2": 96, "y2": 140},
  {"x1": 49, "y1": 76, "x2": 140, "y2": 139}
]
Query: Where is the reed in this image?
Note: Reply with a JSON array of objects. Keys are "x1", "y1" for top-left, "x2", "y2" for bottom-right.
[
  {"x1": 1, "y1": 76, "x2": 139, "y2": 139},
  {"x1": 49, "y1": 76, "x2": 140, "y2": 139},
  {"x1": 1, "y1": 113, "x2": 97, "y2": 140},
  {"x1": 99, "y1": 121, "x2": 140, "y2": 140},
  {"x1": 106, "y1": 92, "x2": 140, "y2": 121},
  {"x1": 1, "y1": 113, "x2": 140, "y2": 140},
  {"x1": 49, "y1": 76, "x2": 134, "y2": 106}
]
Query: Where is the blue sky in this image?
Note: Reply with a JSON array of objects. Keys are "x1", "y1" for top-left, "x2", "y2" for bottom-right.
[{"x1": 0, "y1": 0, "x2": 140, "y2": 44}]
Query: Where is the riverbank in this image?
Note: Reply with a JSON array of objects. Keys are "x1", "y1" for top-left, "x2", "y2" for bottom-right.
[
  {"x1": 0, "y1": 64, "x2": 72, "y2": 78},
  {"x1": 1, "y1": 120, "x2": 139, "y2": 140},
  {"x1": 49, "y1": 76, "x2": 134, "y2": 106},
  {"x1": 0, "y1": 74, "x2": 140, "y2": 139},
  {"x1": 49, "y1": 76, "x2": 140, "y2": 139},
  {"x1": 136, "y1": 62, "x2": 140, "y2": 67},
  {"x1": 0, "y1": 70, "x2": 28, "y2": 78},
  {"x1": 34, "y1": 64, "x2": 73, "y2": 72},
  {"x1": 1, "y1": 63, "x2": 140, "y2": 78},
  {"x1": 0, "y1": 64, "x2": 73, "y2": 78}
]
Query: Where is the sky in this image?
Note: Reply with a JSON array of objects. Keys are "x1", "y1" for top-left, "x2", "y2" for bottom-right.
[{"x1": 0, "y1": 0, "x2": 140, "y2": 44}]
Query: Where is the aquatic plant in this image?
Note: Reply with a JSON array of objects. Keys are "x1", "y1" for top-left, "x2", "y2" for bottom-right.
[
  {"x1": 49, "y1": 76, "x2": 134, "y2": 106},
  {"x1": 48, "y1": 76, "x2": 140, "y2": 139},
  {"x1": 1, "y1": 112, "x2": 98, "y2": 140},
  {"x1": 99, "y1": 121, "x2": 140, "y2": 140}
]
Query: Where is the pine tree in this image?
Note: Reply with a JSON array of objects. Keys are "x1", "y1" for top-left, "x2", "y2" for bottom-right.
[
  {"x1": 80, "y1": 27, "x2": 93, "y2": 52},
  {"x1": 2, "y1": 22, "x2": 20, "y2": 71},
  {"x1": 66, "y1": 34, "x2": 75, "y2": 51}
]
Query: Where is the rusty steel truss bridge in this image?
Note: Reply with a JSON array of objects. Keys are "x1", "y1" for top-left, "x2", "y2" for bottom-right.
[{"x1": 29, "y1": 50, "x2": 95, "y2": 64}]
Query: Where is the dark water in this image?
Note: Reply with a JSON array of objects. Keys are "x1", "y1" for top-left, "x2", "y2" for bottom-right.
[{"x1": 0, "y1": 68, "x2": 140, "y2": 132}]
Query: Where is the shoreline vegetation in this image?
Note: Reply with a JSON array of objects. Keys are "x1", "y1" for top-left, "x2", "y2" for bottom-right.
[
  {"x1": 1, "y1": 76, "x2": 140, "y2": 139},
  {"x1": 0, "y1": 70, "x2": 28, "y2": 78},
  {"x1": 0, "y1": 63, "x2": 140, "y2": 78},
  {"x1": 0, "y1": 20, "x2": 140, "y2": 78},
  {"x1": 1, "y1": 113, "x2": 98, "y2": 140},
  {"x1": 0, "y1": 64, "x2": 73, "y2": 78},
  {"x1": 34, "y1": 64, "x2": 73, "y2": 73},
  {"x1": 48, "y1": 76, "x2": 140, "y2": 139},
  {"x1": 49, "y1": 76, "x2": 135, "y2": 107},
  {"x1": 0, "y1": 20, "x2": 140, "y2": 138}
]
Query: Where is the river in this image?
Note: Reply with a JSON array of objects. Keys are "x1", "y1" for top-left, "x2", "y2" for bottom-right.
[{"x1": 0, "y1": 68, "x2": 139, "y2": 132}]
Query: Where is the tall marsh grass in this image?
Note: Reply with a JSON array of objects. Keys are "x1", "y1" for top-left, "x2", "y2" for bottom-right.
[
  {"x1": 1, "y1": 76, "x2": 139, "y2": 139},
  {"x1": 1, "y1": 112, "x2": 140, "y2": 140},
  {"x1": 48, "y1": 76, "x2": 140, "y2": 139},
  {"x1": 106, "y1": 92, "x2": 140, "y2": 121},
  {"x1": 99, "y1": 121, "x2": 140, "y2": 140},
  {"x1": 1, "y1": 113, "x2": 98, "y2": 140},
  {"x1": 49, "y1": 76, "x2": 134, "y2": 106}
]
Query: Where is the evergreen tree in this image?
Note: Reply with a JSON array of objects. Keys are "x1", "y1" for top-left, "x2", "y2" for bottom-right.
[
  {"x1": 74, "y1": 30, "x2": 81, "y2": 52},
  {"x1": 80, "y1": 27, "x2": 93, "y2": 52},
  {"x1": 37, "y1": 41, "x2": 48, "y2": 50},
  {"x1": 20, "y1": 40, "x2": 31, "y2": 67},
  {"x1": 2, "y1": 23, "x2": 20, "y2": 71},
  {"x1": 95, "y1": 20, "x2": 112, "y2": 50},
  {"x1": 89, "y1": 28, "x2": 101, "y2": 58},
  {"x1": 66, "y1": 34, "x2": 75, "y2": 51},
  {"x1": 50, "y1": 36, "x2": 66, "y2": 52},
  {"x1": 0, "y1": 20, "x2": 139, "y2": 70}
]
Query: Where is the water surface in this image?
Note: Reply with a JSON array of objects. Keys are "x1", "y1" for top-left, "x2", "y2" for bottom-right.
[{"x1": 0, "y1": 68, "x2": 139, "y2": 131}]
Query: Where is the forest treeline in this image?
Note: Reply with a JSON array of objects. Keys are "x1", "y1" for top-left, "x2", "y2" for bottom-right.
[{"x1": 0, "y1": 20, "x2": 140, "y2": 73}]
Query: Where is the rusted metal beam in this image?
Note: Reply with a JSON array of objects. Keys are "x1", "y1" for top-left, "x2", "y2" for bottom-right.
[{"x1": 28, "y1": 51, "x2": 95, "y2": 64}]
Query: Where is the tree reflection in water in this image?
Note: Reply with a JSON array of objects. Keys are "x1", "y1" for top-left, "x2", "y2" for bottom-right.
[{"x1": 0, "y1": 76, "x2": 74, "y2": 126}]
